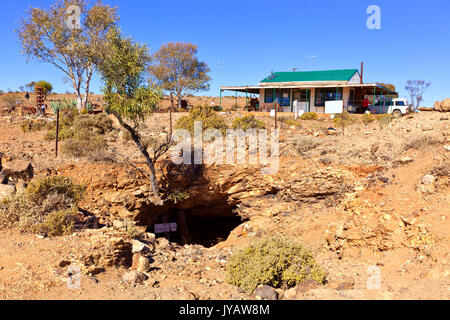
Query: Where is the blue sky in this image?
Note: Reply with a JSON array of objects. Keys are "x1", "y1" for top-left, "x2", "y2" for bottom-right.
[{"x1": 1, "y1": 0, "x2": 449, "y2": 106}]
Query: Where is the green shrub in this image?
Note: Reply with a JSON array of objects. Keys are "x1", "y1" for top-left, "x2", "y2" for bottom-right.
[
  {"x1": 0, "y1": 176, "x2": 85, "y2": 236},
  {"x1": 26, "y1": 176, "x2": 85, "y2": 205},
  {"x1": 21, "y1": 119, "x2": 50, "y2": 132},
  {"x1": 332, "y1": 111, "x2": 358, "y2": 127},
  {"x1": 176, "y1": 106, "x2": 228, "y2": 134},
  {"x1": 232, "y1": 115, "x2": 266, "y2": 130},
  {"x1": 33, "y1": 209, "x2": 77, "y2": 237},
  {"x1": 226, "y1": 237, "x2": 326, "y2": 293},
  {"x1": 376, "y1": 114, "x2": 393, "y2": 126},
  {"x1": 362, "y1": 113, "x2": 375, "y2": 124},
  {"x1": 73, "y1": 113, "x2": 113, "y2": 134},
  {"x1": 280, "y1": 117, "x2": 302, "y2": 128},
  {"x1": 44, "y1": 126, "x2": 75, "y2": 141},
  {"x1": 44, "y1": 108, "x2": 79, "y2": 141},
  {"x1": 293, "y1": 135, "x2": 320, "y2": 154},
  {"x1": 62, "y1": 129, "x2": 108, "y2": 159},
  {"x1": 300, "y1": 112, "x2": 318, "y2": 120}
]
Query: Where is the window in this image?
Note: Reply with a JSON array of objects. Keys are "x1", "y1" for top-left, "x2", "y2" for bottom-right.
[
  {"x1": 280, "y1": 90, "x2": 290, "y2": 106},
  {"x1": 265, "y1": 89, "x2": 290, "y2": 106},
  {"x1": 395, "y1": 101, "x2": 405, "y2": 106},
  {"x1": 264, "y1": 89, "x2": 273, "y2": 103},
  {"x1": 315, "y1": 88, "x2": 342, "y2": 106}
]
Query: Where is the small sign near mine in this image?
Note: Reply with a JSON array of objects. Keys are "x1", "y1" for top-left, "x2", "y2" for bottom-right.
[{"x1": 154, "y1": 223, "x2": 178, "y2": 234}]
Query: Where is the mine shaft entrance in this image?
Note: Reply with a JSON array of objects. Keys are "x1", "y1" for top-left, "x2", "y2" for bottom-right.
[{"x1": 149, "y1": 204, "x2": 244, "y2": 248}]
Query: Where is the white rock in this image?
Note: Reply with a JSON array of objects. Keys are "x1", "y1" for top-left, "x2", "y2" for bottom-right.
[
  {"x1": 132, "y1": 240, "x2": 151, "y2": 254},
  {"x1": 421, "y1": 175, "x2": 435, "y2": 185},
  {"x1": 122, "y1": 271, "x2": 147, "y2": 284}
]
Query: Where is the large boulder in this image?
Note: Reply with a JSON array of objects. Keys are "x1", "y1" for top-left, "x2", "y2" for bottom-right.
[
  {"x1": 434, "y1": 99, "x2": 450, "y2": 112},
  {"x1": 0, "y1": 160, "x2": 34, "y2": 184},
  {"x1": 0, "y1": 184, "x2": 15, "y2": 201}
]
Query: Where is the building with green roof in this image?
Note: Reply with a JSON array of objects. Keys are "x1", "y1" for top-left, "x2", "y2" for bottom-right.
[{"x1": 221, "y1": 67, "x2": 397, "y2": 114}]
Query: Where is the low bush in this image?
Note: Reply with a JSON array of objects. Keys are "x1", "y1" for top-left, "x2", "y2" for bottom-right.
[
  {"x1": 362, "y1": 113, "x2": 375, "y2": 124},
  {"x1": 44, "y1": 126, "x2": 75, "y2": 141},
  {"x1": 0, "y1": 93, "x2": 21, "y2": 108},
  {"x1": 176, "y1": 106, "x2": 228, "y2": 134},
  {"x1": 280, "y1": 117, "x2": 302, "y2": 128},
  {"x1": 0, "y1": 176, "x2": 85, "y2": 236},
  {"x1": 293, "y1": 135, "x2": 320, "y2": 154},
  {"x1": 34, "y1": 209, "x2": 78, "y2": 237},
  {"x1": 62, "y1": 128, "x2": 108, "y2": 159},
  {"x1": 73, "y1": 113, "x2": 114, "y2": 134},
  {"x1": 232, "y1": 115, "x2": 266, "y2": 130},
  {"x1": 21, "y1": 119, "x2": 50, "y2": 132},
  {"x1": 332, "y1": 111, "x2": 359, "y2": 127},
  {"x1": 300, "y1": 112, "x2": 318, "y2": 120},
  {"x1": 376, "y1": 114, "x2": 393, "y2": 126},
  {"x1": 226, "y1": 237, "x2": 326, "y2": 293},
  {"x1": 43, "y1": 108, "x2": 80, "y2": 141},
  {"x1": 404, "y1": 135, "x2": 441, "y2": 151}
]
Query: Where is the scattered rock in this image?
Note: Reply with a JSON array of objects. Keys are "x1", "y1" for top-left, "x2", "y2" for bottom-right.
[
  {"x1": 85, "y1": 266, "x2": 105, "y2": 276},
  {"x1": 132, "y1": 240, "x2": 152, "y2": 254},
  {"x1": 422, "y1": 175, "x2": 435, "y2": 185},
  {"x1": 0, "y1": 160, "x2": 33, "y2": 183},
  {"x1": 378, "y1": 177, "x2": 389, "y2": 184},
  {"x1": 254, "y1": 285, "x2": 278, "y2": 300},
  {"x1": 58, "y1": 260, "x2": 71, "y2": 268},
  {"x1": 131, "y1": 253, "x2": 150, "y2": 273},
  {"x1": 157, "y1": 237, "x2": 171, "y2": 250},
  {"x1": 112, "y1": 220, "x2": 124, "y2": 229},
  {"x1": 332, "y1": 279, "x2": 355, "y2": 291},
  {"x1": 0, "y1": 184, "x2": 15, "y2": 201},
  {"x1": 122, "y1": 270, "x2": 148, "y2": 284},
  {"x1": 296, "y1": 279, "x2": 321, "y2": 293},
  {"x1": 89, "y1": 277, "x2": 99, "y2": 284},
  {"x1": 283, "y1": 287, "x2": 298, "y2": 300},
  {"x1": 399, "y1": 156, "x2": 414, "y2": 164},
  {"x1": 103, "y1": 192, "x2": 126, "y2": 204},
  {"x1": 434, "y1": 98, "x2": 450, "y2": 112}
]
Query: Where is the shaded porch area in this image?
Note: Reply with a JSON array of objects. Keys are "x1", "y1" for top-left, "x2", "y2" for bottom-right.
[{"x1": 220, "y1": 83, "x2": 397, "y2": 114}]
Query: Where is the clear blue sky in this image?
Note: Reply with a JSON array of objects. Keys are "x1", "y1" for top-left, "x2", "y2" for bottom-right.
[{"x1": 1, "y1": 0, "x2": 449, "y2": 106}]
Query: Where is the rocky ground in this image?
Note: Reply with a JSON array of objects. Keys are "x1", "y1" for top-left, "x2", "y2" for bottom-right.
[{"x1": 0, "y1": 109, "x2": 448, "y2": 300}]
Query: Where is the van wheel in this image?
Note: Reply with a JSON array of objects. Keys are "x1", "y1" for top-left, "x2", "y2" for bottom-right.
[{"x1": 393, "y1": 110, "x2": 402, "y2": 118}]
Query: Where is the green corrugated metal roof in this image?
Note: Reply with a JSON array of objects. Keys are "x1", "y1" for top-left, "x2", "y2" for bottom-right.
[{"x1": 260, "y1": 69, "x2": 359, "y2": 83}]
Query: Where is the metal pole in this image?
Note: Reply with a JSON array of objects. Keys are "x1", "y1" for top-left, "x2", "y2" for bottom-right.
[
  {"x1": 380, "y1": 88, "x2": 383, "y2": 114},
  {"x1": 306, "y1": 89, "x2": 309, "y2": 112},
  {"x1": 245, "y1": 89, "x2": 248, "y2": 112},
  {"x1": 274, "y1": 88, "x2": 278, "y2": 129},
  {"x1": 373, "y1": 87, "x2": 376, "y2": 114},
  {"x1": 273, "y1": 88, "x2": 276, "y2": 110},
  {"x1": 55, "y1": 108, "x2": 60, "y2": 158}
]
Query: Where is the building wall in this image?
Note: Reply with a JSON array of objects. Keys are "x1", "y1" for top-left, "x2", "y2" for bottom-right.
[
  {"x1": 258, "y1": 86, "x2": 352, "y2": 113},
  {"x1": 343, "y1": 87, "x2": 350, "y2": 107}
]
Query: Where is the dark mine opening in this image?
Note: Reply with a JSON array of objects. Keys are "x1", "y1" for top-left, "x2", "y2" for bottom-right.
[{"x1": 146, "y1": 202, "x2": 244, "y2": 248}]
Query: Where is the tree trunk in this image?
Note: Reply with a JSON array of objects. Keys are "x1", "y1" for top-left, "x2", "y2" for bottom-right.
[
  {"x1": 83, "y1": 83, "x2": 91, "y2": 111},
  {"x1": 112, "y1": 113, "x2": 164, "y2": 206},
  {"x1": 75, "y1": 89, "x2": 83, "y2": 112},
  {"x1": 177, "y1": 92, "x2": 182, "y2": 109}
]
